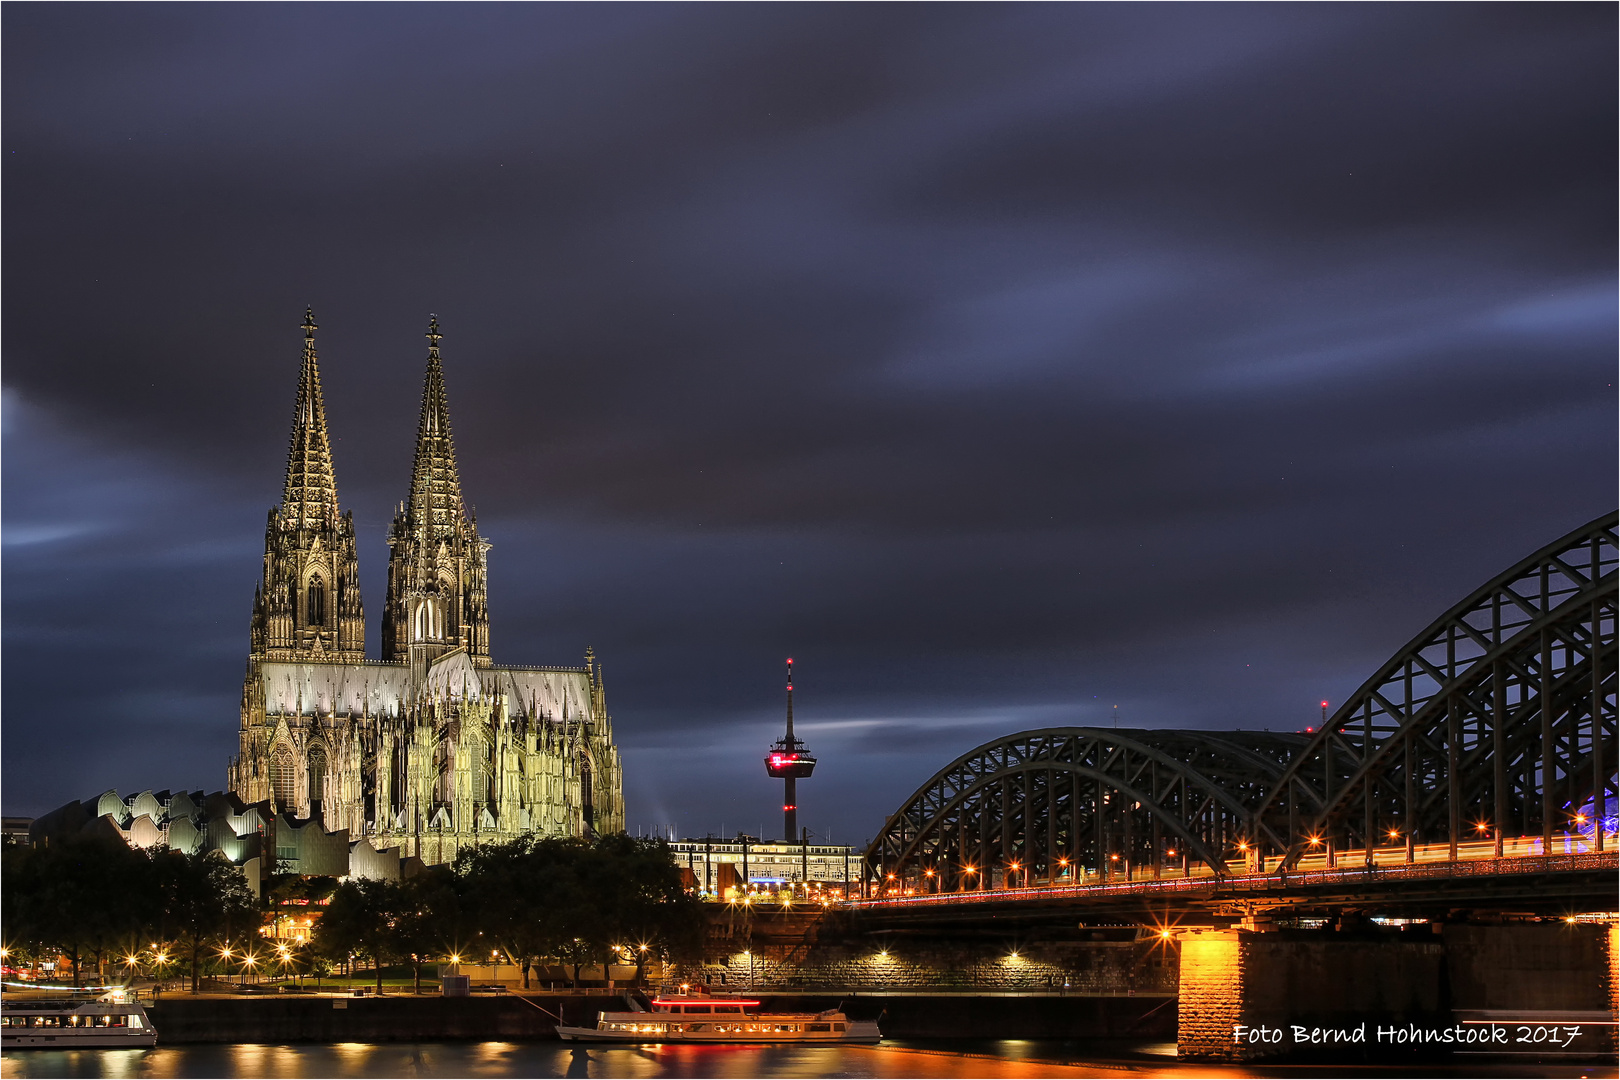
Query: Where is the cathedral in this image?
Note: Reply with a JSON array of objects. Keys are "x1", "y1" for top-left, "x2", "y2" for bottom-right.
[{"x1": 227, "y1": 311, "x2": 624, "y2": 864}]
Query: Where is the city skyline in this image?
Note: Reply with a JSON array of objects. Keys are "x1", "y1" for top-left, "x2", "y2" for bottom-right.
[{"x1": 4, "y1": 6, "x2": 1614, "y2": 847}]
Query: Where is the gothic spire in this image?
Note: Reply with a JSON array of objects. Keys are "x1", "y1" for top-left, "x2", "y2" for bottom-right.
[
  {"x1": 405, "y1": 315, "x2": 467, "y2": 538},
  {"x1": 280, "y1": 308, "x2": 340, "y2": 529}
]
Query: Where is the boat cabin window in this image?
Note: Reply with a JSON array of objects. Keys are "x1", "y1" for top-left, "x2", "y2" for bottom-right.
[
  {"x1": 715, "y1": 1005, "x2": 741, "y2": 1013},
  {"x1": 808, "y1": 1023, "x2": 831, "y2": 1032},
  {"x1": 834, "y1": 1023, "x2": 846, "y2": 1032}
]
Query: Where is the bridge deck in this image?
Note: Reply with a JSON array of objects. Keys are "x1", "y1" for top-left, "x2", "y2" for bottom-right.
[{"x1": 846, "y1": 848, "x2": 1617, "y2": 925}]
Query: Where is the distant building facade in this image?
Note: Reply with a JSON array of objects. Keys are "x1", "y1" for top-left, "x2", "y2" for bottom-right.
[
  {"x1": 227, "y1": 312, "x2": 624, "y2": 863},
  {"x1": 26, "y1": 788, "x2": 415, "y2": 895},
  {"x1": 670, "y1": 837, "x2": 855, "y2": 895}
]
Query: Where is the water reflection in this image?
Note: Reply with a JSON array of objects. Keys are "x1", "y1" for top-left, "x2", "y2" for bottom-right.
[{"x1": 2, "y1": 1041, "x2": 1611, "y2": 1079}]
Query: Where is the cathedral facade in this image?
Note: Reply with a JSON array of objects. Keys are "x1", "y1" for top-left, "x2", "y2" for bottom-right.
[{"x1": 228, "y1": 312, "x2": 624, "y2": 864}]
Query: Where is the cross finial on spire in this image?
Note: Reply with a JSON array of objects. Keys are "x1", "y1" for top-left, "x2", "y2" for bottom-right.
[
  {"x1": 426, "y1": 315, "x2": 442, "y2": 354},
  {"x1": 304, "y1": 307, "x2": 318, "y2": 340}
]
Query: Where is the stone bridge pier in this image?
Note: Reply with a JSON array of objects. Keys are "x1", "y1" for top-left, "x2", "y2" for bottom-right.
[{"x1": 1176, "y1": 922, "x2": 1618, "y2": 1063}]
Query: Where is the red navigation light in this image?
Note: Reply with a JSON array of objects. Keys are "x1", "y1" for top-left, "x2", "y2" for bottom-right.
[
  {"x1": 1320, "y1": 701, "x2": 1329, "y2": 708},
  {"x1": 1306, "y1": 727, "x2": 1314, "y2": 733}
]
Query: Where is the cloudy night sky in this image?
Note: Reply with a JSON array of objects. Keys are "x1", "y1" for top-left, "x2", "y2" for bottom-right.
[{"x1": 3, "y1": 5, "x2": 1614, "y2": 848}]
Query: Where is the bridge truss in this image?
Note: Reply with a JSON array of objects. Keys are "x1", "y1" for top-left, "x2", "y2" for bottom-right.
[{"x1": 864, "y1": 512, "x2": 1617, "y2": 889}]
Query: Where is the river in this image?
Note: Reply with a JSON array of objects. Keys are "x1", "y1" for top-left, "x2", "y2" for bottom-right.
[{"x1": 3, "y1": 1040, "x2": 1614, "y2": 1079}]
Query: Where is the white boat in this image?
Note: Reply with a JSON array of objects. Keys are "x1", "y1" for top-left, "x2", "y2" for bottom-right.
[
  {"x1": 556, "y1": 992, "x2": 881, "y2": 1044},
  {"x1": 1, "y1": 992, "x2": 157, "y2": 1049}
]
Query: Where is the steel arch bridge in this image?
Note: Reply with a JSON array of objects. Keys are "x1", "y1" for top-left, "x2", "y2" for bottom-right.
[{"x1": 864, "y1": 512, "x2": 1617, "y2": 890}]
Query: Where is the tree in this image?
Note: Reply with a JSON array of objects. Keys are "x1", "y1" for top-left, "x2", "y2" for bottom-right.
[
  {"x1": 394, "y1": 867, "x2": 464, "y2": 994},
  {"x1": 2, "y1": 833, "x2": 157, "y2": 986},
  {"x1": 314, "y1": 877, "x2": 406, "y2": 994},
  {"x1": 150, "y1": 848, "x2": 260, "y2": 992},
  {"x1": 458, "y1": 836, "x2": 587, "y2": 989},
  {"x1": 581, "y1": 835, "x2": 703, "y2": 985},
  {"x1": 457, "y1": 834, "x2": 702, "y2": 989}
]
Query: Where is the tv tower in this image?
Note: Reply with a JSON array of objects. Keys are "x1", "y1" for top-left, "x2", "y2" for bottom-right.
[{"x1": 764, "y1": 658, "x2": 816, "y2": 842}]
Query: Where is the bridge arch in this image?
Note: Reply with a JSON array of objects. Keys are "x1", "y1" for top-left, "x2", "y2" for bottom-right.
[
  {"x1": 863, "y1": 512, "x2": 1616, "y2": 892},
  {"x1": 1257, "y1": 511, "x2": 1617, "y2": 867},
  {"x1": 865, "y1": 727, "x2": 1306, "y2": 890}
]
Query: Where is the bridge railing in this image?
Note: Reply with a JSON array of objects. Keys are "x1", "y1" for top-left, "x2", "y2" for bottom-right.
[{"x1": 845, "y1": 848, "x2": 1617, "y2": 908}]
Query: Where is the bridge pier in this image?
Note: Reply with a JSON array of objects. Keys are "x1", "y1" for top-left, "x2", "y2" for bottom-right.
[
  {"x1": 1177, "y1": 928, "x2": 1445, "y2": 1062},
  {"x1": 1176, "y1": 923, "x2": 1616, "y2": 1063}
]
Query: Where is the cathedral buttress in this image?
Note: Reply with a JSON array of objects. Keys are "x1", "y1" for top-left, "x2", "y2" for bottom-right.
[
  {"x1": 250, "y1": 309, "x2": 365, "y2": 663},
  {"x1": 382, "y1": 317, "x2": 492, "y2": 667}
]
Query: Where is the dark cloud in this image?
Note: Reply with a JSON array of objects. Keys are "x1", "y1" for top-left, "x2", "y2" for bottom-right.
[{"x1": 3, "y1": 6, "x2": 1613, "y2": 842}]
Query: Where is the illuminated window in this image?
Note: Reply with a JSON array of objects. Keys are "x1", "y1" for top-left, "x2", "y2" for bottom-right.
[{"x1": 270, "y1": 747, "x2": 296, "y2": 807}]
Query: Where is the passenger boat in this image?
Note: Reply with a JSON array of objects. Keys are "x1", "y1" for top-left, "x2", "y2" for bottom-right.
[
  {"x1": 0, "y1": 992, "x2": 157, "y2": 1048},
  {"x1": 556, "y1": 992, "x2": 880, "y2": 1043}
]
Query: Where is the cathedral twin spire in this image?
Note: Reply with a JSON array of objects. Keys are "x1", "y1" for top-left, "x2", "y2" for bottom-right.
[
  {"x1": 405, "y1": 318, "x2": 470, "y2": 541},
  {"x1": 279, "y1": 309, "x2": 341, "y2": 530},
  {"x1": 256, "y1": 310, "x2": 489, "y2": 667}
]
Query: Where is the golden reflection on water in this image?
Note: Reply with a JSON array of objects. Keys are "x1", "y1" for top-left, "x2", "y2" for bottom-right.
[{"x1": 13, "y1": 1040, "x2": 1558, "y2": 1079}]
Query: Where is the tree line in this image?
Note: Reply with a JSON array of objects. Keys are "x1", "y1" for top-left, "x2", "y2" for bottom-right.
[
  {"x1": 316, "y1": 834, "x2": 704, "y2": 992},
  {"x1": 2, "y1": 835, "x2": 259, "y2": 991},
  {"x1": 2, "y1": 833, "x2": 702, "y2": 994}
]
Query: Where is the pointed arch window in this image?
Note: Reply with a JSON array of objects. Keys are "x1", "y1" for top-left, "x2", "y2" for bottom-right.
[
  {"x1": 578, "y1": 751, "x2": 594, "y2": 823},
  {"x1": 270, "y1": 747, "x2": 296, "y2": 808},
  {"x1": 307, "y1": 575, "x2": 326, "y2": 628},
  {"x1": 307, "y1": 746, "x2": 327, "y2": 805}
]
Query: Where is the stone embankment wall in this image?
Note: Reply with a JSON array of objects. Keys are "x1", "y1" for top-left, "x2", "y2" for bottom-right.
[
  {"x1": 149, "y1": 994, "x2": 589, "y2": 1043},
  {"x1": 678, "y1": 908, "x2": 1178, "y2": 997}
]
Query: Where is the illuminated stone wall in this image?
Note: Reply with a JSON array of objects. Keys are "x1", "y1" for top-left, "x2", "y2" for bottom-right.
[
  {"x1": 675, "y1": 910, "x2": 1176, "y2": 995},
  {"x1": 1175, "y1": 931, "x2": 1246, "y2": 1060},
  {"x1": 1177, "y1": 928, "x2": 1446, "y2": 1062}
]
